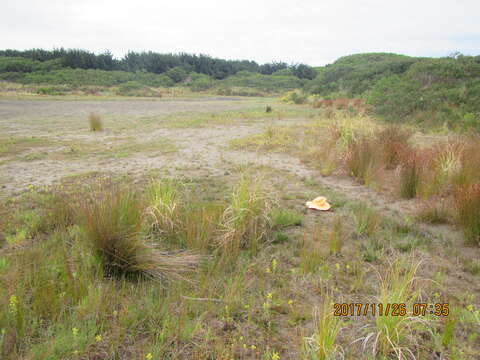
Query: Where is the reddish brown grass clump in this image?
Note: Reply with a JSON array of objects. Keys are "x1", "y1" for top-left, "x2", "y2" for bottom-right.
[
  {"x1": 376, "y1": 125, "x2": 412, "y2": 170},
  {"x1": 455, "y1": 184, "x2": 480, "y2": 245},
  {"x1": 398, "y1": 149, "x2": 422, "y2": 199}
]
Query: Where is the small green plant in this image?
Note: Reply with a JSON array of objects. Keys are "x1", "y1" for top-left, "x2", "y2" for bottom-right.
[
  {"x1": 266, "y1": 105, "x2": 273, "y2": 113},
  {"x1": 328, "y1": 217, "x2": 345, "y2": 255},
  {"x1": 303, "y1": 295, "x2": 343, "y2": 360},
  {"x1": 270, "y1": 208, "x2": 302, "y2": 228},
  {"x1": 353, "y1": 203, "x2": 381, "y2": 237},
  {"x1": 361, "y1": 237, "x2": 383, "y2": 262},
  {"x1": 88, "y1": 112, "x2": 103, "y2": 132},
  {"x1": 359, "y1": 258, "x2": 428, "y2": 358},
  {"x1": 299, "y1": 229, "x2": 326, "y2": 274}
]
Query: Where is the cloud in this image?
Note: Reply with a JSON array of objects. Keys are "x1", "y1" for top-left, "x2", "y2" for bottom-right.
[{"x1": 1, "y1": 0, "x2": 479, "y2": 65}]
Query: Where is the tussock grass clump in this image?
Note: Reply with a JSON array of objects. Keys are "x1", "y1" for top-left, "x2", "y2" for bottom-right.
[
  {"x1": 360, "y1": 258, "x2": 429, "y2": 359},
  {"x1": 376, "y1": 125, "x2": 412, "y2": 170},
  {"x1": 216, "y1": 176, "x2": 272, "y2": 257},
  {"x1": 79, "y1": 186, "x2": 198, "y2": 281},
  {"x1": 303, "y1": 295, "x2": 343, "y2": 359},
  {"x1": 399, "y1": 149, "x2": 422, "y2": 199},
  {"x1": 88, "y1": 112, "x2": 103, "y2": 132},
  {"x1": 455, "y1": 184, "x2": 480, "y2": 245},
  {"x1": 145, "y1": 179, "x2": 181, "y2": 239},
  {"x1": 345, "y1": 136, "x2": 381, "y2": 185}
]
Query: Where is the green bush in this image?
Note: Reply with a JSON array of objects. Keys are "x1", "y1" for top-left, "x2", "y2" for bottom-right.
[
  {"x1": 116, "y1": 81, "x2": 160, "y2": 97},
  {"x1": 165, "y1": 66, "x2": 189, "y2": 83},
  {"x1": 19, "y1": 68, "x2": 174, "y2": 87},
  {"x1": 188, "y1": 74, "x2": 215, "y2": 91},
  {"x1": 36, "y1": 86, "x2": 70, "y2": 95}
]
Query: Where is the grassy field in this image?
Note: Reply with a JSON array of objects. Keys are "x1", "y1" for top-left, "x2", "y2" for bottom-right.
[{"x1": 1, "y1": 93, "x2": 479, "y2": 359}]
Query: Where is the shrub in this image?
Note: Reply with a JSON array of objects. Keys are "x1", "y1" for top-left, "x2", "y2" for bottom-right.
[
  {"x1": 281, "y1": 89, "x2": 308, "y2": 104},
  {"x1": 88, "y1": 112, "x2": 103, "y2": 132},
  {"x1": 36, "y1": 86, "x2": 69, "y2": 95},
  {"x1": 188, "y1": 74, "x2": 215, "y2": 91},
  {"x1": 165, "y1": 66, "x2": 188, "y2": 83},
  {"x1": 116, "y1": 81, "x2": 160, "y2": 97}
]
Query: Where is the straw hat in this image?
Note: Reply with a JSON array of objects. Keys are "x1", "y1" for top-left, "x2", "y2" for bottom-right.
[{"x1": 305, "y1": 196, "x2": 331, "y2": 211}]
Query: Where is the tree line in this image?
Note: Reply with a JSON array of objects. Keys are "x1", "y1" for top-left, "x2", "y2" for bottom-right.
[{"x1": 0, "y1": 48, "x2": 317, "y2": 80}]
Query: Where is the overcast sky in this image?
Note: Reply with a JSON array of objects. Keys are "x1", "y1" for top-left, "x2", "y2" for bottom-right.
[{"x1": 2, "y1": 0, "x2": 479, "y2": 65}]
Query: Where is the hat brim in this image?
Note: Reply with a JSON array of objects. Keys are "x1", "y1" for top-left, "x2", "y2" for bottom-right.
[{"x1": 306, "y1": 201, "x2": 331, "y2": 211}]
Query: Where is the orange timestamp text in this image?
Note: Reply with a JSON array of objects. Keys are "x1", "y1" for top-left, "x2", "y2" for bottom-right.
[{"x1": 333, "y1": 303, "x2": 449, "y2": 317}]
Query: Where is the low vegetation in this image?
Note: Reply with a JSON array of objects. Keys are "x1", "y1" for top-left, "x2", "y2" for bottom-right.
[{"x1": 1, "y1": 51, "x2": 480, "y2": 358}]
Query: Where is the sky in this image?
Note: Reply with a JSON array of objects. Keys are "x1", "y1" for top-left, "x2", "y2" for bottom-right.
[{"x1": 1, "y1": 0, "x2": 479, "y2": 66}]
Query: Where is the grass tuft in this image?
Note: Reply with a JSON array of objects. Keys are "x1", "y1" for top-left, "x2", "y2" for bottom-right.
[
  {"x1": 360, "y1": 258, "x2": 428, "y2": 359},
  {"x1": 216, "y1": 176, "x2": 271, "y2": 257},
  {"x1": 399, "y1": 149, "x2": 421, "y2": 199},
  {"x1": 376, "y1": 125, "x2": 412, "y2": 170},
  {"x1": 88, "y1": 112, "x2": 103, "y2": 132},
  {"x1": 79, "y1": 186, "x2": 198, "y2": 281},
  {"x1": 455, "y1": 183, "x2": 480, "y2": 245},
  {"x1": 145, "y1": 179, "x2": 181, "y2": 239},
  {"x1": 303, "y1": 295, "x2": 343, "y2": 359}
]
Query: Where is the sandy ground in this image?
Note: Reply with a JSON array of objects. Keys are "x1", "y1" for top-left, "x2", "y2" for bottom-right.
[{"x1": 0, "y1": 97, "x2": 466, "y2": 248}]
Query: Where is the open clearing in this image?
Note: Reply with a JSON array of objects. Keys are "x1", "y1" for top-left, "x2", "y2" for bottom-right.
[{"x1": 1, "y1": 96, "x2": 479, "y2": 359}]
